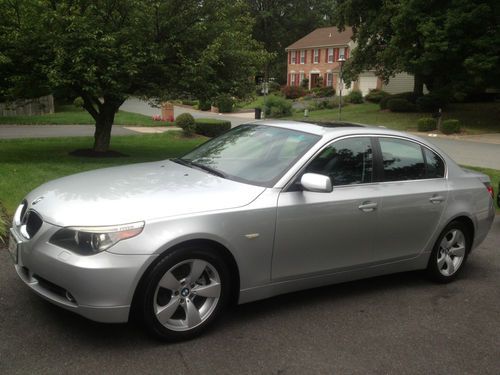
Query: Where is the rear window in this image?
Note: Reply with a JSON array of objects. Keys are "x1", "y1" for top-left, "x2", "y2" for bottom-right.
[
  {"x1": 379, "y1": 138, "x2": 426, "y2": 181},
  {"x1": 423, "y1": 148, "x2": 445, "y2": 178}
]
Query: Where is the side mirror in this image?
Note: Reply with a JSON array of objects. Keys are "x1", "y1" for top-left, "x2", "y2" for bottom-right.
[{"x1": 300, "y1": 173, "x2": 333, "y2": 193}]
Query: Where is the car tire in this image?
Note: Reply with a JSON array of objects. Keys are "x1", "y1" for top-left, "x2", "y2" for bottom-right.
[
  {"x1": 427, "y1": 221, "x2": 471, "y2": 283},
  {"x1": 136, "y1": 245, "x2": 231, "y2": 341}
]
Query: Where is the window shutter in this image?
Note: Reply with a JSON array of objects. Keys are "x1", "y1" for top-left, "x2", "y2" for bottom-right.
[
  {"x1": 345, "y1": 48, "x2": 349, "y2": 59},
  {"x1": 324, "y1": 73, "x2": 327, "y2": 87},
  {"x1": 325, "y1": 49, "x2": 328, "y2": 62},
  {"x1": 288, "y1": 73, "x2": 291, "y2": 86},
  {"x1": 288, "y1": 51, "x2": 291, "y2": 64},
  {"x1": 311, "y1": 49, "x2": 314, "y2": 63},
  {"x1": 295, "y1": 74, "x2": 299, "y2": 86},
  {"x1": 304, "y1": 50, "x2": 307, "y2": 64},
  {"x1": 318, "y1": 49, "x2": 321, "y2": 63},
  {"x1": 334, "y1": 48, "x2": 339, "y2": 61}
]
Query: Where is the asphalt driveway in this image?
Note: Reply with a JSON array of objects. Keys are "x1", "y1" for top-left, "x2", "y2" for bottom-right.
[{"x1": 1, "y1": 217, "x2": 499, "y2": 374}]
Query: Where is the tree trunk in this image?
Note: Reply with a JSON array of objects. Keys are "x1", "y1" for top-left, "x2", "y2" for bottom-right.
[
  {"x1": 93, "y1": 107, "x2": 116, "y2": 152},
  {"x1": 413, "y1": 72, "x2": 424, "y2": 96}
]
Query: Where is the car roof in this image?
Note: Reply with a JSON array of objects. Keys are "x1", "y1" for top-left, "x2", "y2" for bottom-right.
[{"x1": 249, "y1": 119, "x2": 412, "y2": 140}]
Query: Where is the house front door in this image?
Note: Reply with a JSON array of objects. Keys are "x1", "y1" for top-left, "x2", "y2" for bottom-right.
[{"x1": 310, "y1": 73, "x2": 320, "y2": 88}]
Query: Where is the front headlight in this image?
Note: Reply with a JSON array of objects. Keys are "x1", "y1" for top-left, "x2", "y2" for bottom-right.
[{"x1": 49, "y1": 222, "x2": 144, "y2": 254}]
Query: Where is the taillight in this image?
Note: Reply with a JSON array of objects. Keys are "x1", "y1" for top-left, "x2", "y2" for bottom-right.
[{"x1": 484, "y1": 182, "x2": 494, "y2": 199}]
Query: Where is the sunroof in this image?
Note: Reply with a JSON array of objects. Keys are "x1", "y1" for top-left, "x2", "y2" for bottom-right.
[{"x1": 299, "y1": 121, "x2": 365, "y2": 128}]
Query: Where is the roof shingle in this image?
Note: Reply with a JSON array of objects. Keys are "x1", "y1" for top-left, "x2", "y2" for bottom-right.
[{"x1": 285, "y1": 26, "x2": 353, "y2": 50}]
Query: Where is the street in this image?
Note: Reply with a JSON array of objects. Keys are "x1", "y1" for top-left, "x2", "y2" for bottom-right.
[{"x1": 1, "y1": 218, "x2": 499, "y2": 374}]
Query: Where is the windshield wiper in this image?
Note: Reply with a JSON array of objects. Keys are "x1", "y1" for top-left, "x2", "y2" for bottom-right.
[{"x1": 172, "y1": 158, "x2": 226, "y2": 178}]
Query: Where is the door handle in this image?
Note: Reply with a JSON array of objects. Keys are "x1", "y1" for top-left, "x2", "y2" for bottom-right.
[
  {"x1": 429, "y1": 195, "x2": 444, "y2": 204},
  {"x1": 358, "y1": 201, "x2": 378, "y2": 212}
]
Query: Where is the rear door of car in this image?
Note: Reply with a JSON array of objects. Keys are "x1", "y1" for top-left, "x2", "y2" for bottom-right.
[{"x1": 372, "y1": 136, "x2": 448, "y2": 262}]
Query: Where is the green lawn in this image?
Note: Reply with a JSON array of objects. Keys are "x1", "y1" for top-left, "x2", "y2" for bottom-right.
[
  {"x1": 236, "y1": 96, "x2": 266, "y2": 110},
  {"x1": 0, "y1": 104, "x2": 173, "y2": 126},
  {"x1": 288, "y1": 102, "x2": 500, "y2": 134}
]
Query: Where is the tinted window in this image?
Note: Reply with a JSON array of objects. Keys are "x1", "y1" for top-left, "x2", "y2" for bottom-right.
[
  {"x1": 379, "y1": 138, "x2": 426, "y2": 181},
  {"x1": 424, "y1": 148, "x2": 445, "y2": 178},
  {"x1": 305, "y1": 137, "x2": 373, "y2": 185}
]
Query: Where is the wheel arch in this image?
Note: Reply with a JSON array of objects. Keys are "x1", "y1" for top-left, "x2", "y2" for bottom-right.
[
  {"x1": 130, "y1": 238, "x2": 241, "y2": 320},
  {"x1": 447, "y1": 214, "x2": 475, "y2": 247}
]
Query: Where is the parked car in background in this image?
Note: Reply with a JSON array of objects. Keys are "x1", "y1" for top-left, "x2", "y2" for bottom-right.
[{"x1": 9, "y1": 121, "x2": 495, "y2": 341}]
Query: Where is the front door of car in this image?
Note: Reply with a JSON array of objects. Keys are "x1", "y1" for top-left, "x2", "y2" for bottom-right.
[
  {"x1": 372, "y1": 137, "x2": 449, "y2": 261},
  {"x1": 272, "y1": 136, "x2": 380, "y2": 281}
]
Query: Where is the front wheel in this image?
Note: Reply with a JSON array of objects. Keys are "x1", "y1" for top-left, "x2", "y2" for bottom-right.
[
  {"x1": 137, "y1": 246, "x2": 231, "y2": 341},
  {"x1": 427, "y1": 221, "x2": 470, "y2": 283}
]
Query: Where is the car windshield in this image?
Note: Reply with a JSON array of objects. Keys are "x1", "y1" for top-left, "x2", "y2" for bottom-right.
[{"x1": 178, "y1": 124, "x2": 320, "y2": 187}]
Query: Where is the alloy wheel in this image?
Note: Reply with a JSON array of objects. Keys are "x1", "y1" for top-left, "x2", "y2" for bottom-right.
[
  {"x1": 436, "y1": 229, "x2": 466, "y2": 277},
  {"x1": 153, "y1": 259, "x2": 221, "y2": 331}
]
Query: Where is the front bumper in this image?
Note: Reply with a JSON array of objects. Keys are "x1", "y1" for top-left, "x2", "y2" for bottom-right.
[{"x1": 10, "y1": 222, "x2": 155, "y2": 323}]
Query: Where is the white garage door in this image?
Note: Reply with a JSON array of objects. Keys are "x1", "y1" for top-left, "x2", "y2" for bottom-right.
[{"x1": 358, "y1": 75, "x2": 378, "y2": 96}]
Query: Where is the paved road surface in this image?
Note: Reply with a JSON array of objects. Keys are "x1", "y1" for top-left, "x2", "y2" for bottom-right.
[
  {"x1": 0, "y1": 124, "x2": 137, "y2": 139},
  {"x1": 0, "y1": 218, "x2": 499, "y2": 374}
]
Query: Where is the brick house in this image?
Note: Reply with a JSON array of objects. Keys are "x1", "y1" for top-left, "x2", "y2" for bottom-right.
[{"x1": 285, "y1": 27, "x2": 417, "y2": 95}]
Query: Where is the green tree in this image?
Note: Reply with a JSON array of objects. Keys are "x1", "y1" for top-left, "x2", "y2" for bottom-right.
[
  {"x1": 0, "y1": 0, "x2": 265, "y2": 152},
  {"x1": 332, "y1": 0, "x2": 500, "y2": 96},
  {"x1": 246, "y1": 0, "x2": 333, "y2": 82}
]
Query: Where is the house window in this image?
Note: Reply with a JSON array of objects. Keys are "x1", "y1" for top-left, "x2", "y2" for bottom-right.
[
  {"x1": 328, "y1": 48, "x2": 334, "y2": 63},
  {"x1": 327, "y1": 73, "x2": 333, "y2": 87},
  {"x1": 291, "y1": 51, "x2": 297, "y2": 64},
  {"x1": 339, "y1": 47, "x2": 346, "y2": 60},
  {"x1": 290, "y1": 73, "x2": 296, "y2": 86},
  {"x1": 300, "y1": 50, "x2": 305, "y2": 64},
  {"x1": 299, "y1": 72, "x2": 305, "y2": 86},
  {"x1": 313, "y1": 49, "x2": 319, "y2": 63}
]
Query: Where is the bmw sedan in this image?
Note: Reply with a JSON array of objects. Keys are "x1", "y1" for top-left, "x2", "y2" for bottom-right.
[{"x1": 8, "y1": 121, "x2": 495, "y2": 341}]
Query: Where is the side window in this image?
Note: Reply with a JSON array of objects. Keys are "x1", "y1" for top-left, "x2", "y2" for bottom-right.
[
  {"x1": 424, "y1": 148, "x2": 445, "y2": 178},
  {"x1": 379, "y1": 138, "x2": 426, "y2": 181},
  {"x1": 305, "y1": 137, "x2": 373, "y2": 185}
]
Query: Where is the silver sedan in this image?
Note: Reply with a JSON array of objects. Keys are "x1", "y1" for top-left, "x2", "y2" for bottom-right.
[{"x1": 8, "y1": 121, "x2": 495, "y2": 341}]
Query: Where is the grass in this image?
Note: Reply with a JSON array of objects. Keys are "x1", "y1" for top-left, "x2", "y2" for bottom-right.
[
  {"x1": 0, "y1": 104, "x2": 173, "y2": 126},
  {"x1": 288, "y1": 101, "x2": 500, "y2": 134},
  {"x1": 236, "y1": 96, "x2": 266, "y2": 110}
]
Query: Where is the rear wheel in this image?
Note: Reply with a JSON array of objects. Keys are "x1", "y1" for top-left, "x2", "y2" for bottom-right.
[
  {"x1": 427, "y1": 221, "x2": 470, "y2": 283},
  {"x1": 137, "y1": 246, "x2": 230, "y2": 341}
]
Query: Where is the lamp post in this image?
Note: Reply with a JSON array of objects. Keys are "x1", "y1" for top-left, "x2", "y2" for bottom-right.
[{"x1": 337, "y1": 56, "x2": 346, "y2": 121}]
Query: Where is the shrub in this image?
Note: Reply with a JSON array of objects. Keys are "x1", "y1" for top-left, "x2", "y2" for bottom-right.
[
  {"x1": 300, "y1": 78, "x2": 309, "y2": 89},
  {"x1": 416, "y1": 93, "x2": 448, "y2": 112},
  {"x1": 198, "y1": 99, "x2": 211, "y2": 111},
  {"x1": 387, "y1": 98, "x2": 416, "y2": 112},
  {"x1": 215, "y1": 94, "x2": 234, "y2": 113},
  {"x1": 194, "y1": 119, "x2": 231, "y2": 137},
  {"x1": 379, "y1": 95, "x2": 391, "y2": 110},
  {"x1": 181, "y1": 99, "x2": 198, "y2": 106},
  {"x1": 393, "y1": 91, "x2": 419, "y2": 103},
  {"x1": 268, "y1": 81, "x2": 281, "y2": 93},
  {"x1": 73, "y1": 97, "x2": 84, "y2": 108},
  {"x1": 347, "y1": 90, "x2": 363, "y2": 104},
  {"x1": 441, "y1": 119, "x2": 460, "y2": 134},
  {"x1": 176, "y1": 113, "x2": 196, "y2": 136},
  {"x1": 264, "y1": 95, "x2": 292, "y2": 117},
  {"x1": 281, "y1": 85, "x2": 306, "y2": 99},
  {"x1": 417, "y1": 118, "x2": 438, "y2": 132},
  {"x1": 365, "y1": 89, "x2": 390, "y2": 103}
]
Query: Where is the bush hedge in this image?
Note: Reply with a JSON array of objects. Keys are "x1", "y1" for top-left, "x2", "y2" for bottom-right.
[
  {"x1": 417, "y1": 118, "x2": 438, "y2": 132},
  {"x1": 347, "y1": 90, "x2": 363, "y2": 104},
  {"x1": 215, "y1": 94, "x2": 234, "y2": 113},
  {"x1": 198, "y1": 99, "x2": 212, "y2": 111},
  {"x1": 365, "y1": 89, "x2": 390, "y2": 103},
  {"x1": 176, "y1": 113, "x2": 196, "y2": 136},
  {"x1": 264, "y1": 95, "x2": 292, "y2": 117},
  {"x1": 387, "y1": 98, "x2": 416, "y2": 112},
  {"x1": 416, "y1": 94, "x2": 447, "y2": 112},
  {"x1": 194, "y1": 119, "x2": 231, "y2": 137},
  {"x1": 441, "y1": 119, "x2": 460, "y2": 134},
  {"x1": 281, "y1": 86, "x2": 305, "y2": 99}
]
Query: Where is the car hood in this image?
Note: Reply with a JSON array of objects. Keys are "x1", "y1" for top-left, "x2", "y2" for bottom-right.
[{"x1": 25, "y1": 160, "x2": 266, "y2": 226}]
